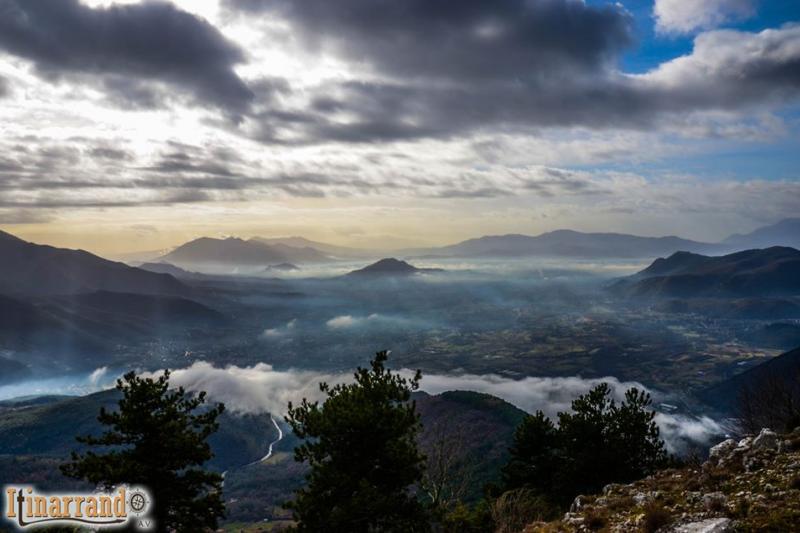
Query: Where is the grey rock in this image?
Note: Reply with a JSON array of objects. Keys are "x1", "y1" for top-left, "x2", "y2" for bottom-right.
[
  {"x1": 708, "y1": 439, "x2": 736, "y2": 461},
  {"x1": 569, "y1": 495, "x2": 585, "y2": 513},
  {"x1": 752, "y1": 428, "x2": 778, "y2": 451},
  {"x1": 672, "y1": 518, "x2": 732, "y2": 532},
  {"x1": 736, "y1": 436, "x2": 753, "y2": 451}
]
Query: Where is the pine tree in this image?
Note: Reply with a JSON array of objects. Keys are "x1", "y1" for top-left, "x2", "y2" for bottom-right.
[
  {"x1": 285, "y1": 350, "x2": 430, "y2": 532},
  {"x1": 61, "y1": 370, "x2": 225, "y2": 532},
  {"x1": 503, "y1": 383, "x2": 668, "y2": 507}
]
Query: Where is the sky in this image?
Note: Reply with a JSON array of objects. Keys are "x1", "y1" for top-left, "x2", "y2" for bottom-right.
[{"x1": 0, "y1": 0, "x2": 798, "y2": 255}]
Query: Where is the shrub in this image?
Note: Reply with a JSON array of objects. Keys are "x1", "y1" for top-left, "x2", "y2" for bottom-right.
[{"x1": 641, "y1": 503, "x2": 672, "y2": 533}]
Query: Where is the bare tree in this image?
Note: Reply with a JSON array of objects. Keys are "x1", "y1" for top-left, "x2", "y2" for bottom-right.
[
  {"x1": 737, "y1": 367, "x2": 800, "y2": 434},
  {"x1": 421, "y1": 420, "x2": 475, "y2": 513}
]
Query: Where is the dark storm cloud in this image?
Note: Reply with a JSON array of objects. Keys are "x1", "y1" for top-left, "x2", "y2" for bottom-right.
[
  {"x1": 225, "y1": 0, "x2": 800, "y2": 145},
  {"x1": 0, "y1": 0, "x2": 253, "y2": 112},
  {"x1": 227, "y1": 0, "x2": 633, "y2": 80}
]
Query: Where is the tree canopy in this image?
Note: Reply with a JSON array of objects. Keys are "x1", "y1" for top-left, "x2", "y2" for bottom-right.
[
  {"x1": 61, "y1": 370, "x2": 226, "y2": 532},
  {"x1": 285, "y1": 350, "x2": 430, "y2": 532},
  {"x1": 502, "y1": 383, "x2": 668, "y2": 508}
]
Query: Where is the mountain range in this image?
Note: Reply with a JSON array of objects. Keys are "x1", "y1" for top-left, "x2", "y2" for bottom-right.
[
  {"x1": 0, "y1": 230, "x2": 229, "y2": 376},
  {"x1": 160, "y1": 236, "x2": 332, "y2": 266},
  {"x1": 154, "y1": 218, "x2": 799, "y2": 265},
  {"x1": 612, "y1": 247, "x2": 800, "y2": 299},
  {"x1": 250, "y1": 236, "x2": 368, "y2": 259},
  {"x1": 408, "y1": 230, "x2": 718, "y2": 259},
  {"x1": 0, "y1": 230, "x2": 187, "y2": 297},
  {"x1": 723, "y1": 218, "x2": 800, "y2": 250}
]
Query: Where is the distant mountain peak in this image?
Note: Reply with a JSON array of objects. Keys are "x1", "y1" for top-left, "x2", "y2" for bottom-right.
[
  {"x1": 162, "y1": 235, "x2": 331, "y2": 265},
  {"x1": 347, "y1": 258, "x2": 442, "y2": 277},
  {"x1": 724, "y1": 218, "x2": 800, "y2": 249}
]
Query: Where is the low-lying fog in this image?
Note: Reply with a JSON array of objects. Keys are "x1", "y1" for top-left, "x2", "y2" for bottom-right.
[
  {"x1": 2, "y1": 363, "x2": 727, "y2": 455},
  {"x1": 181, "y1": 256, "x2": 648, "y2": 280}
]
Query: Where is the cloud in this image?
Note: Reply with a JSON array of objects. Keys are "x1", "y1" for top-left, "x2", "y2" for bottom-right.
[
  {"x1": 419, "y1": 372, "x2": 726, "y2": 453},
  {"x1": 0, "y1": 208, "x2": 51, "y2": 224},
  {"x1": 220, "y1": 1, "x2": 799, "y2": 145},
  {"x1": 166, "y1": 361, "x2": 725, "y2": 453},
  {"x1": 262, "y1": 318, "x2": 297, "y2": 338},
  {"x1": 164, "y1": 361, "x2": 346, "y2": 416},
  {"x1": 325, "y1": 314, "x2": 426, "y2": 330},
  {"x1": 88, "y1": 366, "x2": 109, "y2": 386},
  {"x1": 226, "y1": 0, "x2": 633, "y2": 82},
  {"x1": 0, "y1": 0, "x2": 253, "y2": 113},
  {"x1": 0, "y1": 366, "x2": 117, "y2": 401},
  {"x1": 236, "y1": 25, "x2": 800, "y2": 145},
  {"x1": 326, "y1": 315, "x2": 361, "y2": 329},
  {"x1": 654, "y1": 413, "x2": 726, "y2": 453},
  {"x1": 636, "y1": 25, "x2": 800, "y2": 112},
  {"x1": 654, "y1": 0, "x2": 756, "y2": 34}
]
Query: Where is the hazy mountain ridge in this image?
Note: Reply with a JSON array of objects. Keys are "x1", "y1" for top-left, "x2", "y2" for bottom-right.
[
  {"x1": 250, "y1": 236, "x2": 369, "y2": 259},
  {"x1": 406, "y1": 229, "x2": 719, "y2": 259},
  {"x1": 161, "y1": 236, "x2": 331, "y2": 266},
  {"x1": 724, "y1": 217, "x2": 800, "y2": 250},
  {"x1": 149, "y1": 218, "x2": 800, "y2": 267}
]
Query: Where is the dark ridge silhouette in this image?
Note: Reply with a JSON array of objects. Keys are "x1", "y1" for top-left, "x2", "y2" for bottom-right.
[
  {"x1": 700, "y1": 346, "x2": 800, "y2": 413},
  {"x1": 612, "y1": 246, "x2": 800, "y2": 298},
  {"x1": 54, "y1": 290, "x2": 225, "y2": 325},
  {"x1": 0, "y1": 229, "x2": 188, "y2": 297}
]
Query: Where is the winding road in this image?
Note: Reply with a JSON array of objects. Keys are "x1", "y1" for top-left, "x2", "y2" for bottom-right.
[
  {"x1": 222, "y1": 415, "x2": 285, "y2": 487},
  {"x1": 260, "y1": 415, "x2": 284, "y2": 462}
]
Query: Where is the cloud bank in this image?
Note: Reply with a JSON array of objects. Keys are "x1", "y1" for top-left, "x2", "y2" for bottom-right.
[
  {"x1": 165, "y1": 361, "x2": 726, "y2": 453},
  {"x1": 654, "y1": 0, "x2": 756, "y2": 34},
  {"x1": 0, "y1": 0, "x2": 252, "y2": 112}
]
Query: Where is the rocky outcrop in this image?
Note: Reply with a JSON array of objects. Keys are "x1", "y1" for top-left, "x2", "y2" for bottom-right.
[{"x1": 525, "y1": 427, "x2": 800, "y2": 532}]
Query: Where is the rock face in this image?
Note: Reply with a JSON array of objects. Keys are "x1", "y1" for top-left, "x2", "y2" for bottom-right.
[{"x1": 525, "y1": 427, "x2": 800, "y2": 532}]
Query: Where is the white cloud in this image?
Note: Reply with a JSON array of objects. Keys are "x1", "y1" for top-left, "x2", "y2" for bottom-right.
[
  {"x1": 261, "y1": 318, "x2": 297, "y2": 338},
  {"x1": 326, "y1": 313, "x2": 392, "y2": 329},
  {"x1": 89, "y1": 366, "x2": 109, "y2": 386},
  {"x1": 164, "y1": 361, "x2": 346, "y2": 416},
  {"x1": 326, "y1": 315, "x2": 361, "y2": 329},
  {"x1": 654, "y1": 0, "x2": 756, "y2": 34},
  {"x1": 164, "y1": 361, "x2": 725, "y2": 453}
]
